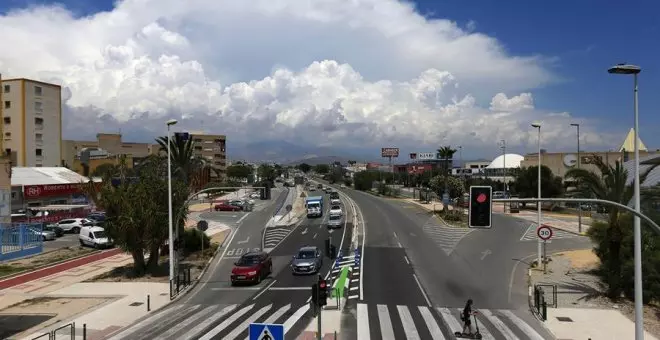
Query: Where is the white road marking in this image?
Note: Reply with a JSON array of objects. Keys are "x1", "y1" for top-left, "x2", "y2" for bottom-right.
[
  {"x1": 283, "y1": 304, "x2": 310, "y2": 334},
  {"x1": 178, "y1": 304, "x2": 237, "y2": 340},
  {"x1": 413, "y1": 274, "x2": 432, "y2": 307},
  {"x1": 224, "y1": 304, "x2": 272, "y2": 340},
  {"x1": 154, "y1": 305, "x2": 210, "y2": 339},
  {"x1": 437, "y1": 307, "x2": 462, "y2": 334},
  {"x1": 107, "y1": 305, "x2": 185, "y2": 340},
  {"x1": 480, "y1": 309, "x2": 519, "y2": 340},
  {"x1": 377, "y1": 304, "x2": 395, "y2": 340},
  {"x1": 418, "y1": 306, "x2": 445, "y2": 340},
  {"x1": 397, "y1": 305, "x2": 421, "y2": 340},
  {"x1": 252, "y1": 280, "x2": 278, "y2": 300},
  {"x1": 357, "y1": 303, "x2": 371, "y2": 340},
  {"x1": 500, "y1": 310, "x2": 545, "y2": 340}
]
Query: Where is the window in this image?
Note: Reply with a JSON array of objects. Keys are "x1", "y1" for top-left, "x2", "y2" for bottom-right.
[
  {"x1": 3, "y1": 85, "x2": 9, "y2": 93},
  {"x1": 36, "y1": 149, "x2": 42, "y2": 156},
  {"x1": 3, "y1": 117, "x2": 9, "y2": 124},
  {"x1": 35, "y1": 117, "x2": 43, "y2": 125},
  {"x1": 4, "y1": 148, "x2": 10, "y2": 156},
  {"x1": 3, "y1": 101, "x2": 10, "y2": 109},
  {"x1": 4, "y1": 132, "x2": 10, "y2": 137},
  {"x1": 35, "y1": 133, "x2": 43, "y2": 140},
  {"x1": 35, "y1": 101, "x2": 43, "y2": 111},
  {"x1": 34, "y1": 86, "x2": 42, "y2": 96},
  {"x1": 11, "y1": 192, "x2": 16, "y2": 199}
]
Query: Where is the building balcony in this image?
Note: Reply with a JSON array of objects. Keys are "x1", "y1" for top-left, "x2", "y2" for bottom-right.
[
  {"x1": 35, "y1": 139, "x2": 43, "y2": 146},
  {"x1": 35, "y1": 125, "x2": 44, "y2": 131}
]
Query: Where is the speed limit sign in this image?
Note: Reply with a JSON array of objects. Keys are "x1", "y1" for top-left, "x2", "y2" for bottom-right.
[{"x1": 537, "y1": 225, "x2": 553, "y2": 241}]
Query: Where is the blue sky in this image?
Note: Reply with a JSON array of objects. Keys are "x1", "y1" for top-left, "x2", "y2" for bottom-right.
[{"x1": 1, "y1": 0, "x2": 658, "y2": 157}]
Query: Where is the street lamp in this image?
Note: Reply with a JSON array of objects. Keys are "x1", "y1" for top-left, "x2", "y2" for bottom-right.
[
  {"x1": 570, "y1": 123, "x2": 582, "y2": 233},
  {"x1": 166, "y1": 118, "x2": 178, "y2": 286},
  {"x1": 531, "y1": 123, "x2": 542, "y2": 266},
  {"x1": 608, "y1": 63, "x2": 643, "y2": 340}
]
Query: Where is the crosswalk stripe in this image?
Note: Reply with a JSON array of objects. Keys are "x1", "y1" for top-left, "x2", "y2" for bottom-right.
[
  {"x1": 480, "y1": 309, "x2": 519, "y2": 340},
  {"x1": 198, "y1": 304, "x2": 255, "y2": 340},
  {"x1": 377, "y1": 304, "x2": 395, "y2": 340},
  {"x1": 418, "y1": 306, "x2": 445, "y2": 339},
  {"x1": 499, "y1": 309, "x2": 545, "y2": 340},
  {"x1": 357, "y1": 303, "x2": 370, "y2": 340},
  {"x1": 154, "y1": 305, "x2": 210, "y2": 339},
  {"x1": 436, "y1": 307, "x2": 462, "y2": 334},
  {"x1": 225, "y1": 304, "x2": 272, "y2": 340},
  {"x1": 283, "y1": 304, "x2": 310, "y2": 334},
  {"x1": 107, "y1": 304, "x2": 185, "y2": 340},
  {"x1": 456, "y1": 309, "x2": 494, "y2": 340},
  {"x1": 179, "y1": 305, "x2": 237, "y2": 340},
  {"x1": 397, "y1": 305, "x2": 421, "y2": 340}
]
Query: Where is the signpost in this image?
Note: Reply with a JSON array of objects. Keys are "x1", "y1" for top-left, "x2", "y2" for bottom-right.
[
  {"x1": 249, "y1": 323, "x2": 284, "y2": 340},
  {"x1": 197, "y1": 220, "x2": 209, "y2": 254},
  {"x1": 537, "y1": 224, "x2": 553, "y2": 273},
  {"x1": 286, "y1": 204, "x2": 293, "y2": 222}
]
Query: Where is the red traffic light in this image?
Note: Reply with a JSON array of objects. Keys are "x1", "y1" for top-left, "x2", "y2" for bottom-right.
[
  {"x1": 319, "y1": 280, "x2": 327, "y2": 289},
  {"x1": 477, "y1": 193, "x2": 487, "y2": 203}
]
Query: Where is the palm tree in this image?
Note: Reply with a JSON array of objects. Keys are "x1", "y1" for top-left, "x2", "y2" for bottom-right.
[
  {"x1": 565, "y1": 154, "x2": 659, "y2": 298},
  {"x1": 156, "y1": 135, "x2": 210, "y2": 190},
  {"x1": 436, "y1": 146, "x2": 457, "y2": 177}
]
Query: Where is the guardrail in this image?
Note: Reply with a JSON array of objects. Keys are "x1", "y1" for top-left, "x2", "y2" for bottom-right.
[
  {"x1": 531, "y1": 284, "x2": 557, "y2": 321},
  {"x1": 31, "y1": 322, "x2": 77, "y2": 340},
  {"x1": 169, "y1": 266, "x2": 192, "y2": 299}
]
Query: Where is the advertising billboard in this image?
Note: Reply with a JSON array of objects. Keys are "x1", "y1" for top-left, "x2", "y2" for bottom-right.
[
  {"x1": 409, "y1": 153, "x2": 417, "y2": 160},
  {"x1": 381, "y1": 148, "x2": 400, "y2": 158},
  {"x1": 417, "y1": 152, "x2": 438, "y2": 160}
]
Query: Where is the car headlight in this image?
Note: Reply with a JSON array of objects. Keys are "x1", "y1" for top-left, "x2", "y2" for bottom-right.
[{"x1": 248, "y1": 271, "x2": 258, "y2": 276}]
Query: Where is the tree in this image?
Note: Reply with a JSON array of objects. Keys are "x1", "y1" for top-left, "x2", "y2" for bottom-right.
[
  {"x1": 258, "y1": 164, "x2": 277, "y2": 182},
  {"x1": 353, "y1": 170, "x2": 380, "y2": 191},
  {"x1": 314, "y1": 164, "x2": 330, "y2": 174},
  {"x1": 512, "y1": 165, "x2": 564, "y2": 199},
  {"x1": 436, "y1": 146, "x2": 457, "y2": 176},
  {"x1": 297, "y1": 163, "x2": 312, "y2": 173},
  {"x1": 226, "y1": 164, "x2": 253, "y2": 180},
  {"x1": 156, "y1": 134, "x2": 209, "y2": 189},
  {"x1": 82, "y1": 155, "x2": 189, "y2": 275},
  {"x1": 429, "y1": 175, "x2": 465, "y2": 198},
  {"x1": 564, "y1": 154, "x2": 659, "y2": 298}
]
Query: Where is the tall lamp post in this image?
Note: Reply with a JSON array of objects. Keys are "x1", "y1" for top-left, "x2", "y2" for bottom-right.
[
  {"x1": 570, "y1": 123, "x2": 582, "y2": 233},
  {"x1": 531, "y1": 123, "x2": 542, "y2": 266},
  {"x1": 166, "y1": 119, "x2": 178, "y2": 286},
  {"x1": 608, "y1": 63, "x2": 643, "y2": 340}
]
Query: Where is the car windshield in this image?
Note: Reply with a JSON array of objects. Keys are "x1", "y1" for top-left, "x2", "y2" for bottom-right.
[
  {"x1": 331, "y1": 206, "x2": 341, "y2": 210},
  {"x1": 296, "y1": 250, "x2": 316, "y2": 259},
  {"x1": 308, "y1": 203, "x2": 320, "y2": 208},
  {"x1": 329, "y1": 215, "x2": 341, "y2": 221},
  {"x1": 93, "y1": 230, "x2": 107, "y2": 238},
  {"x1": 236, "y1": 255, "x2": 260, "y2": 266}
]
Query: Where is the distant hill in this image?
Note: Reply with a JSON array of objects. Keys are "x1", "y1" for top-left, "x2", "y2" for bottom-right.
[{"x1": 286, "y1": 156, "x2": 354, "y2": 166}]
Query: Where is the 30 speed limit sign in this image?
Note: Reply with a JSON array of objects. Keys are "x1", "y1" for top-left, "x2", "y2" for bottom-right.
[{"x1": 537, "y1": 225, "x2": 553, "y2": 241}]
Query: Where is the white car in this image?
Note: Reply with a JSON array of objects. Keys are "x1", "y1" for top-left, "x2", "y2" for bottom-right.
[
  {"x1": 330, "y1": 198, "x2": 341, "y2": 205},
  {"x1": 329, "y1": 205, "x2": 343, "y2": 216},
  {"x1": 250, "y1": 193, "x2": 260, "y2": 199},
  {"x1": 57, "y1": 218, "x2": 92, "y2": 234},
  {"x1": 79, "y1": 226, "x2": 113, "y2": 249}
]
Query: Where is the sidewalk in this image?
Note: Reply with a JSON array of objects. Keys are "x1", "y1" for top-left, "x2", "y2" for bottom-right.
[
  {"x1": 529, "y1": 249, "x2": 660, "y2": 339},
  {"x1": 506, "y1": 209, "x2": 591, "y2": 235},
  {"x1": 189, "y1": 188, "x2": 252, "y2": 212},
  {"x1": 275, "y1": 185, "x2": 304, "y2": 227}
]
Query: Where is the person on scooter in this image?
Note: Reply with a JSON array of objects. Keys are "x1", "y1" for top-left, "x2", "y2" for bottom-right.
[{"x1": 462, "y1": 299, "x2": 474, "y2": 335}]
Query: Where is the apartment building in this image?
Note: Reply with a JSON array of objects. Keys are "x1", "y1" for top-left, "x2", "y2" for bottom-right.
[
  {"x1": 1, "y1": 78, "x2": 62, "y2": 167},
  {"x1": 62, "y1": 133, "x2": 152, "y2": 169},
  {"x1": 190, "y1": 132, "x2": 227, "y2": 178}
]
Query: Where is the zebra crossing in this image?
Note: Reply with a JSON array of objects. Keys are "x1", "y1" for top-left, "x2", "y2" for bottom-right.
[
  {"x1": 421, "y1": 217, "x2": 474, "y2": 255},
  {"x1": 262, "y1": 226, "x2": 292, "y2": 250},
  {"x1": 356, "y1": 303, "x2": 549, "y2": 340},
  {"x1": 329, "y1": 251, "x2": 361, "y2": 300},
  {"x1": 519, "y1": 223, "x2": 585, "y2": 241}
]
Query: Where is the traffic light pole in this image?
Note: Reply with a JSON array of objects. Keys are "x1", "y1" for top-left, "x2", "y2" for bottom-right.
[{"x1": 317, "y1": 303, "x2": 322, "y2": 340}]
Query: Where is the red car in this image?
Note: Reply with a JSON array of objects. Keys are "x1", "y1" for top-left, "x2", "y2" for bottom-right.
[
  {"x1": 231, "y1": 251, "x2": 272, "y2": 285},
  {"x1": 215, "y1": 203, "x2": 241, "y2": 211}
]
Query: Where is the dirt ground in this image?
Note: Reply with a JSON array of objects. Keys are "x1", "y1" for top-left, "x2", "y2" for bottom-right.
[
  {"x1": 85, "y1": 229, "x2": 230, "y2": 283},
  {"x1": 553, "y1": 249, "x2": 660, "y2": 337},
  {"x1": 0, "y1": 296, "x2": 113, "y2": 339},
  {"x1": 0, "y1": 247, "x2": 95, "y2": 278}
]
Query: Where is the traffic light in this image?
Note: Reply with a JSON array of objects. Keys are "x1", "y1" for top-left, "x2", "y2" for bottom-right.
[
  {"x1": 311, "y1": 282, "x2": 319, "y2": 306},
  {"x1": 469, "y1": 186, "x2": 492, "y2": 229},
  {"x1": 318, "y1": 279, "x2": 328, "y2": 306}
]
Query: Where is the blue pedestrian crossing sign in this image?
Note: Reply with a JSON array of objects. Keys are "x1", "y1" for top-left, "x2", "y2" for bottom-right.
[{"x1": 249, "y1": 323, "x2": 284, "y2": 340}]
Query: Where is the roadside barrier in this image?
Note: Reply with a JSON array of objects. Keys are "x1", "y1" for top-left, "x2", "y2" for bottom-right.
[
  {"x1": 169, "y1": 266, "x2": 192, "y2": 299},
  {"x1": 531, "y1": 284, "x2": 556, "y2": 321},
  {"x1": 31, "y1": 322, "x2": 77, "y2": 340}
]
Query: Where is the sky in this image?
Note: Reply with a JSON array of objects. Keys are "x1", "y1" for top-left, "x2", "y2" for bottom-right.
[{"x1": 0, "y1": 0, "x2": 658, "y2": 160}]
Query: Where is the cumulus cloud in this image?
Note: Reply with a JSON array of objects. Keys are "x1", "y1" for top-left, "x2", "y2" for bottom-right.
[{"x1": 0, "y1": 0, "x2": 611, "y2": 153}]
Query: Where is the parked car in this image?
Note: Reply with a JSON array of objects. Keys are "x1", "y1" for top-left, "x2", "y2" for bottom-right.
[
  {"x1": 42, "y1": 223, "x2": 64, "y2": 237},
  {"x1": 231, "y1": 251, "x2": 272, "y2": 285},
  {"x1": 79, "y1": 226, "x2": 113, "y2": 249},
  {"x1": 215, "y1": 203, "x2": 242, "y2": 212},
  {"x1": 87, "y1": 213, "x2": 106, "y2": 222},
  {"x1": 31, "y1": 227, "x2": 56, "y2": 241},
  {"x1": 57, "y1": 218, "x2": 92, "y2": 234},
  {"x1": 291, "y1": 246, "x2": 323, "y2": 275}
]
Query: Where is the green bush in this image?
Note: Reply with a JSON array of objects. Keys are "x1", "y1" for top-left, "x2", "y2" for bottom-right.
[
  {"x1": 439, "y1": 209, "x2": 463, "y2": 222},
  {"x1": 344, "y1": 178, "x2": 353, "y2": 187},
  {"x1": 182, "y1": 228, "x2": 211, "y2": 254}
]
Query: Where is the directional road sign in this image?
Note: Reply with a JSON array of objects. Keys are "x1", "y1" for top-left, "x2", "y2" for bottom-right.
[
  {"x1": 537, "y1": 225, "x2": 553, "y2": 241},
  {"x1": 196, "y1": 220, "x2": 209, "y2": 232},
  {"x1": 249, "y1": 323, "x2": 284, "y2": 340}
]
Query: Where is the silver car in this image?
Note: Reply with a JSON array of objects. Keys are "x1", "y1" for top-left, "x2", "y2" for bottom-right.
[
  {"x1": 291, "y1": 246, "x2": 323, "y2": 275},
  {"x1": 327, "y1": 214, "x2": 343, "y2": 229}
]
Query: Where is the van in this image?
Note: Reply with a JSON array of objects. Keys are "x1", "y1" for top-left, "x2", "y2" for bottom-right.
[{"x1": 79, "y1": 226, "x2": 113, "y2": 249}]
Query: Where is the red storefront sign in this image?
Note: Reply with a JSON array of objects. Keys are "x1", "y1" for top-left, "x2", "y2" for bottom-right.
[
  {"x1": 12, "y1": 209, "x2": 89, "y2": 223},
  {"x1": 23, "y1": 184, "x2": 86, "y2": 199}
]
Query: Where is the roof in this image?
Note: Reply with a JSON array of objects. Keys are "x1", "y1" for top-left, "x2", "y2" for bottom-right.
[
  {"x1": 299, "y1": 246, "x2": 318, "y2": 251},
  {"x1": 619, "y1": 128, "x2": 647, "y2": 152},
  {"x1": 306, "y1": 196, "x2": 323, "y2": 200},
  {"x1": 487, "y1": 154, "x2": 525, "y2": 169},
  {"x1": 12, "y1": 167, "x2": 98, "y2": 186}
]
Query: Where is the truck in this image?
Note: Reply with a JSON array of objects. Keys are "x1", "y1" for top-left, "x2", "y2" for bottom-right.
[{"x1": 306, "y1": 196, "x2": 324, "y2": 218}]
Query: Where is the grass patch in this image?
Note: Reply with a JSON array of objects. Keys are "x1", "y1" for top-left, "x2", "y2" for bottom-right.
[
  {"x1": 0, "y1": 247, "x2": 95, "y2": 279},
  {"x1": 435, "y1": 209, "x2": 469, "y2": 228}
]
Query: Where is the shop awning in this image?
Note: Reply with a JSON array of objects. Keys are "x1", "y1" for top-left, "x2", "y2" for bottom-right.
[{"x1": 29, "y1": 204, "x2": 90, "y2": 211}]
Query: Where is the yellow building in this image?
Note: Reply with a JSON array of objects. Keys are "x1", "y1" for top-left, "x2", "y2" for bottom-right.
[
  {"x1": 72, "y1": 153, "x2": 134, "y2": 177},
  {"x1": 1, "y1": 78, "x2": 62, "y2": 167},
  {"x1": 62, "y1": 133, "x2": 153, "y2": 169}
]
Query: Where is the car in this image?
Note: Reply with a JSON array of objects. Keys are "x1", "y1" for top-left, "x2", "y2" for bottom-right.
[
  {"x1": 340, "y1": 184, "x2": 346, "y2": 188},
  {"x1": 31, "y1": 227, "x2": 56, "y2": 241},
  {"x1": 42, "y1": 223, "x2": 64, "y2": 237},
  {"x1": 215, "y1": 203, "x2": 242, "y2": 211},
  {"x1": 56, "y1": 218, "x2": 92, "y2": 234},
  {"x1": 87, "y1": 213, "x2": 106, "y2": 222},
  {"x1": 309, "y1": 187, "x2": 316, "y2": 191},
  {"x1": 291, "y1": 246, "x2": 323, "y2": 275},
  {"x1": 324, "y1": 187, "x2": 333, "y2": 194},
  {"x1": 249, "y1": 193, "x2": 260, "y2": 199},
  {"x1": 79, "y1": 226, "x2": 113, "y2": 249},
  {"x1": 329, "y1": 205, "x2": 343, "y2": 216},
  {"x1": 327, "y1": 214, "x2": 343, "y2": 229},
  {"x1": 231, "y1": 251, "x2": 272, "y2": 285}
]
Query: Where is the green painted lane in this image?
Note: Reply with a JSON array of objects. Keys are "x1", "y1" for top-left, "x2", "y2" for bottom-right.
[{"x1": 332, "y1": 266, "x2": 350, "y2": 298}]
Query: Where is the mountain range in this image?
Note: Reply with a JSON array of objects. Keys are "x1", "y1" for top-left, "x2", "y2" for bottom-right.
[{"x1": 230, "y1": 140, "x2": 363, "y2": 165}]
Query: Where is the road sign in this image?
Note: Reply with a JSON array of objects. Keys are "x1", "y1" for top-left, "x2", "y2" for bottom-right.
[
  {"x1": 442, "y1": 193, "x2": 450, "y2": 205},
  {"x1": 196, "y1": 220, "x2": 209, "y2": 232},
  {"x1": 468, "y1": 186, "x2": 492, "y2": 228},
  {"x1": 249, "y1": 323, "x2": 284, "y2": 340},
  {"x1": 285, "y1": 204, "x2": 292, "y2": 212},
  {"x1": 537, "y1": 225, "x2": 553, "y2": 240}
]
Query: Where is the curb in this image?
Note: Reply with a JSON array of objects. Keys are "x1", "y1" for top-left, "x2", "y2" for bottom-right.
[
  {"x1": 0, "y1": 247, "x2": 98, "y2": 281},
  {"x1": 0, "y1": 248, "x2": 122, "y2": 290}
]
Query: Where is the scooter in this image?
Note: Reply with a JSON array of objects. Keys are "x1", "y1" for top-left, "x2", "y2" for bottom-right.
[{"x1": 454, "y1": 311, "x2": 483, "y2": 339}]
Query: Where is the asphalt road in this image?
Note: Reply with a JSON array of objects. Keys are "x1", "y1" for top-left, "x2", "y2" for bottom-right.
[
  {"x1": 336, "y1": 188, "x2": 583, "y2": 340},
  {"x1": 111, "y1": 188, "x2": 354, "y2": 340},
  {"x1": 43, "y1": 233, "x2": 82, "y2": 252}
]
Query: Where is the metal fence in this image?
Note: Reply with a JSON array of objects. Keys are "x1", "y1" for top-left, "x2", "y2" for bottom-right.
[
  {"x1": 30, "y1": 322, "x2": 76, "y2": 340},
  {"x1": 0, "y1": 222, "x2": 44, "y2": 261}
]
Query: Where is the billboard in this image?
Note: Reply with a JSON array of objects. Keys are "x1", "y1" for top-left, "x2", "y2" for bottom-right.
[
  {"x1": 381, "y1": 148, "x2": 400, "y2": 158},
  {"x1": 417, "y1": 152, "x2": 438, "y2": 160},
  {"x1": 409, "y1": 153, "x2": 417, "y2": 160}
]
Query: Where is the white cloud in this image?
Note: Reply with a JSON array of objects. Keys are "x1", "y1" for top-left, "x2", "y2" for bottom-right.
[{"x1": 0, "y1": 0, "x2": 613, "y2": 153}]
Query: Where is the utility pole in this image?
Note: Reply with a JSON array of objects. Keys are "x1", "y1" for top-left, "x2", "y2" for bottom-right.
[
  {"x1": 500, "y1": 140, "x2": 507, "y2": 212},
  {"x1": 571, "y1": 123, "x2": 582, "y2": 234}
]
